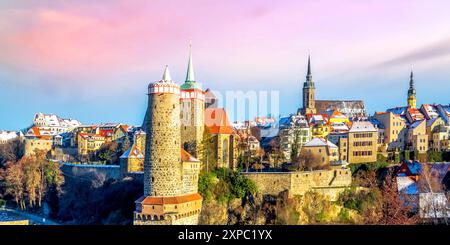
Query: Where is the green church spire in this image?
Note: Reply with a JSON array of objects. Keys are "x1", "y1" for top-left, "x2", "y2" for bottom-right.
[
  {"x1": 185, "y1": 43, "x2": 195, "y2": 83},
  {"x1": 181, "y1": 42, "x2": 202, "y2": 90}
]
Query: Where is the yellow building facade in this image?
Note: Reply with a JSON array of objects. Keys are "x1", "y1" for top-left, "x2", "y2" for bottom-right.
[{"x1": 340, "y1": 121, "x2": 378, "y2": 164}]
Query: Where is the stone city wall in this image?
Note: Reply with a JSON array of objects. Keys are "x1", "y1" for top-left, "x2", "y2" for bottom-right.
[
  {"x1": 243, "y1": 168, "x2": 352, "y2": 200},
  {"x1": 60, "y1": 162, "x2": 120, "y2": 181}
]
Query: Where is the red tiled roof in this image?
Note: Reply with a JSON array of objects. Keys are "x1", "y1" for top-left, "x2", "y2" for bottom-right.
[
  {"x1": 204, "y1": 108, "x2": 234, "y2": 134},
  {"x1": 306, "y1": 113, "x2": 330, "y2": 126},
  {"x1": 407, "y1": 108, "x2": 425, "y2": 121},
  {"x1": 99, "y1": 129, "x2": 113, "y2": 137},
  {"x1": 139, "y1": 193, "x2": 202, "y2": 205},
  {"x1": 375, "y1": 111, "x2": 388, "y2": 115}
]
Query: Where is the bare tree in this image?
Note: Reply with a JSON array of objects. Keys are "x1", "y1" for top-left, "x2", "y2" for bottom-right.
[
  {"x1": 4, "y1": 160, "x2": 26, "y2": 209},
  {"x1": 379, "y1": 172, "x2": 419, "y2": 225},
  {"x1": 3, "y1": 149, "x2": 63, "y2": 209},
  {"x1": 291, "y1": 150, "x2": 322, "y2": 171},
  {"x1": 420, "y1": 163, "x2": 443, "y2": 193},
  {"x1": 23, "y1": 156, "x2": 40, "y2": 207},
  {"x1": 419, "y1": 163, "x2": 447, "y2": 224}
]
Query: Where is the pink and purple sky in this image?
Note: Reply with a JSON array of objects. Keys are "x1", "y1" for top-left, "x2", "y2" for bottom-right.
[{"x1": 1, "y1": 0, "x2": 450, "y2": 130}]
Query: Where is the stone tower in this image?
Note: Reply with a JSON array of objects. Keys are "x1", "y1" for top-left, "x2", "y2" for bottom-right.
[
  {"x1": 301, "y1": 55, "x2": 316, "y2": 115},
  {"x1": 180, "y1": 44, "x2": 205, "y2": 158},
  {"x1": 407, "y1": 69, "x2": 417, "y2": 109},
  {"x1": 134, "y1": 66, "x2": 202, "y2": 225}
]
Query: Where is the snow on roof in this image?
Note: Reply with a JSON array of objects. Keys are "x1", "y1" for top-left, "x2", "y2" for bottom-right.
[
  {"x1": 312, "y1": 115, "x2": 324, "y2": 121},
  {"x1": 397, "y1": 176, "x2": 418, "y2": 195},
  {"x1": 421, "y1": 104, "x2": 440, "y2": 119},
  {"x1": 304, "y1": 138, "x2": 338, "y2": 148},
  {"x1": 387, "y1": 106, "x2": 408, "y2": 116},
  {"x1": 99, "y1": 123, "x2": 121, "y2": 127},
  {"x1": 349, "y1": 121, "x2": 377, "y2": 132},
  {"x1": 33, "y1": 112, "x2": 81, "y2": 128},
  {"x1": 330, "y1": 122, "x2": 349, "y2": 132},
  {"x1": 0, "y1": 131, "x2": 18, "y2": 141}
]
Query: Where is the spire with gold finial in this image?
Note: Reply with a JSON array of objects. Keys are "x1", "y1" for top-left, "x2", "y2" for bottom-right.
[{"x1": 407, "y1": 66, "x2": 417, "y2": 108}]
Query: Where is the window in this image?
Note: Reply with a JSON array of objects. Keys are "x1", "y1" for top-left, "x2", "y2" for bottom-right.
[{"x1": 222, "y1": 139, "x2": 228, "y2": 164}]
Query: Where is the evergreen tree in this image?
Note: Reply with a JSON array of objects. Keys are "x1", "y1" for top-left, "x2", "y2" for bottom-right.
[{"x1": 121, "y1": 135, "x2": 131, "y2": 154}]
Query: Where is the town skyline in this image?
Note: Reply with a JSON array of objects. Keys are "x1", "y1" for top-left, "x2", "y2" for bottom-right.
[
  {"x1": 1, "y1": 0, "x2": 450, "y2": 130},
  {"x1": 0, "y1": 54, "x2": 448, "y2": 131}
]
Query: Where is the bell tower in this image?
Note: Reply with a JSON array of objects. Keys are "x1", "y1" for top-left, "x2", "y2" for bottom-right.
[
  {"x1": 407, "y1": 69, "x2": 417, "y2": 109},
  {"x1": 301, "y1": 55, "x2": 316, "y2": 114},
  {"x1": 180, "y1": 43, "x2": 205, "y2": 158}
]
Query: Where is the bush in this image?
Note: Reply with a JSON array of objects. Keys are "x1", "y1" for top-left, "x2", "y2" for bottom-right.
[
  {"x1": 0, "y1": 199, "x2": 6, "y2": 208},
  {"x1": 338, "y1": 208, "x2": 353, "y2": 224},
  {"x1": 199, "y1": 169, "x2": 257, "y2": 204},
  {"x1": 338, "y1": 187, "x2": 381, "y2": 214},
  {"x1": 428, "y1": 151, "x2": 443, "y2": 162},
  {"x1": 349, "y1": 160, "x2": 388, "y2": 176},
  {"x1": 198, "y1": 172, "x2": 216, "y2": 202},
  {"x1": 229, "y1": 172, "x2": 257, "y2": 199}
]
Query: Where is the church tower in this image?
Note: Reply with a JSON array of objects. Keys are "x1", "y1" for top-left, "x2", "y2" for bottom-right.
[
  {"x1": 134, "y1": 66, "x2": 202, "y2": 225},
  {"x1": 180, "y1": 44, "x2": 205, "y2": 158},
  {"x1": 301, "y1": 55, "x2": 316, "y2": 114},
  {"x1": 407, "y1": 69, "x2": 417, "y2": 109}
]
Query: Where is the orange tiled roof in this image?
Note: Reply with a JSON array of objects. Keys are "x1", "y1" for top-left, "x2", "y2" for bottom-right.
[
  {"x1": 120, "y1": 124, "x2": 129, "y2": 132},
  {"x1": 180, "y1": 148, "x2": 199, "y2": 162},
  {"x1": 30, "y1": 126, "x2": 41, "y2": 136},
  {"x1": 139, "y1": 193, "x2": 202, "y2": 205},
  {"x1": 204, "y1": 108, "x2": 234, "y2": 134},
  {"x1": 331, "y1": 110, "x2": 344, "y2": 118},
  {"x1": 375, "y1": 111, "x2": 388, "y2": 115},
  {"x1": 347, "y1": 121, "x2": 353, "y2": 128}
]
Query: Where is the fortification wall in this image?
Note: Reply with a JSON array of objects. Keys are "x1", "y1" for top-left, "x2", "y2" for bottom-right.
[
  {"x1": 242, "y1": 172, "x2": 292, "y2": 196},
  {"x1": 60, "y1": 162, "x2": 120, "y2": 181},
  {"x1": 243, "y1": 168, "x2": 352, "y2": 200}
]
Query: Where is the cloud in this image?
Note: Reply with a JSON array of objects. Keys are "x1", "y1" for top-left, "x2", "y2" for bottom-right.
[{"x1": 374, "y1": 38, "x2": 450, "y2": 68}]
